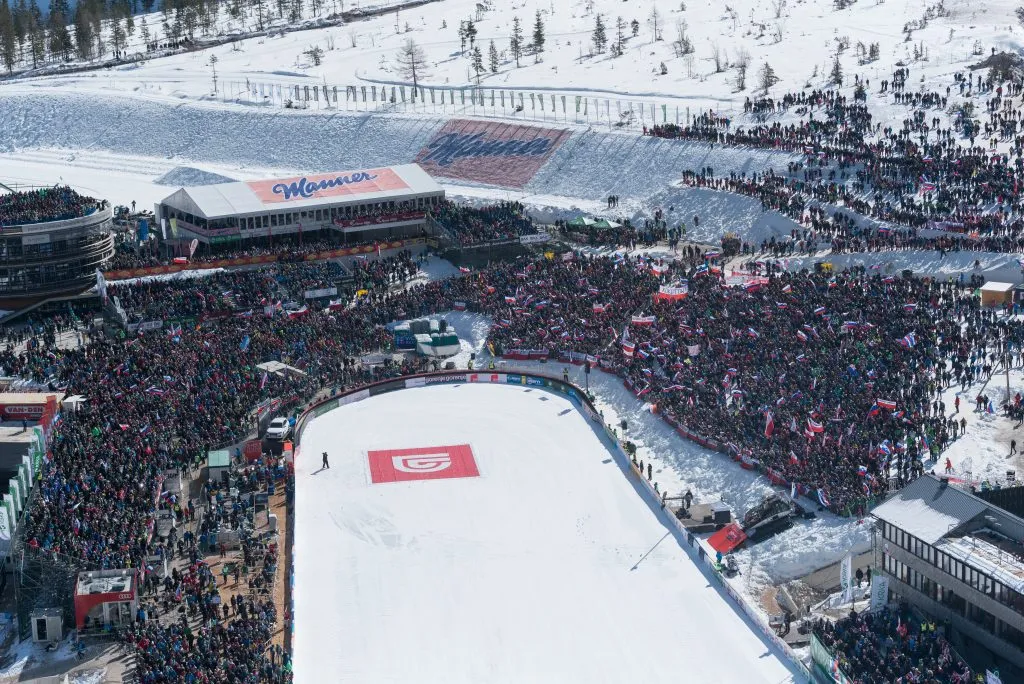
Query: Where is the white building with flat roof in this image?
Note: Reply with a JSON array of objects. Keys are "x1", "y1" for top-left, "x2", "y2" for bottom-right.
[{"x1": 155, "y1": 164, "x2": 444, "y2": 246}]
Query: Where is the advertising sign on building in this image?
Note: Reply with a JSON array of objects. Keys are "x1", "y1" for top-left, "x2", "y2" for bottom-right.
[{"x1": 247, "y1": 168, "x2": 410, "y2": 204}]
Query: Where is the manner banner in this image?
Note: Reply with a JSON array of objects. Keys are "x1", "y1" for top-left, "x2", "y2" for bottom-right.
[
  {"x1": 247, "y1": 168, "x2": 409, "y2": 204},
  {"x1": 415, "y1": 119, "x2": 571, "y2": 188}
]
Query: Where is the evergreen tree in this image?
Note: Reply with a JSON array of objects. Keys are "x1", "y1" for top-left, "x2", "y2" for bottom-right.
[
  {"x1": 614, "y1": 16, "x2": 624, "y2": 57},
  {"x1": 509, "y1": 15, "x2": 522, "y2": 67},
  {"x1": 0, "y1": 0, "x2": 17, "y2": 72},
  {"x1": 630, "y1": 18, "x2": 639, "y2": 36},
  {"x1": 592, "y1": 13, "x2": 606, "y2": 54},
  {"x1": 458, "y1": 20, "x2": 466, "y2": 52},
  {"x1": 46, "y1": 0, "x2": 71, "y2": 61},
  {"x1": 464, "y1": 19, "x2": 476, "y2": 48},
  {"x1": 758, "y1": 61, "x2": 778, "y2": 93},
  {"x1": 829, "y1": 54, "x2": 843, "y2": 85},
  {"x1": 488, "y1": 38, "x2": 498, "y2": 73},
  {"x1": 140, "y1": 16, "x2": 150, "y2": 48},
  {"x1": 470, "y1": 42, "x2": 483, "y2": 83},
  {"x1": 12, "y1": 0, "x2": 27, "y2": 63},
  {"x1": 27, "y1": 0, "x2": 43, "y2": 67},
  {"x1": 532, "y1": 9, "x2": 544, "y2": 59}
]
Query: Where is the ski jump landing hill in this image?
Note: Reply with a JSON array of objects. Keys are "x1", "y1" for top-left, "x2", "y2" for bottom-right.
[{"x1": 289, "y1": 369, "x2": 812, "y2": 682}]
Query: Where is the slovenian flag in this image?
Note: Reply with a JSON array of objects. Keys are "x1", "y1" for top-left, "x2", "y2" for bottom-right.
[
  {"x1": 876, "y1": 398, "x2": 897, "y2": 411},
  {"x1": 807, "y1": 418, "x2": 824, "y2": 433},
  {"x1": 818, "y1": 489, "x2": 831, "y2": 508},
  {"x1": 858, "y1": 465, "x2": 868, "y2": 476},
  {"x1": 764, "y1": 411, "x2": 775, "y2": 438}
]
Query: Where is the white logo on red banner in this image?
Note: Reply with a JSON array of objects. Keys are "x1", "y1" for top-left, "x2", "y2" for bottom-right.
[
  {"x1": 392, "y1": 453, "x2": 452, "y2": 474},
  {"x1": 368, "y1": 444, "x2": 479, "y2": 483}
]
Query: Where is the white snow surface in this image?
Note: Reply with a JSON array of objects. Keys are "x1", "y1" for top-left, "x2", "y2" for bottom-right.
[{"x1": 294, "y1": 383, "x2": 799, "y2": 683}]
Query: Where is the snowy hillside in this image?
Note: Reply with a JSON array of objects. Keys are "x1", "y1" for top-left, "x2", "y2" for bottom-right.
[{"x1": 6, "y1": 0, "x2": 1023, "y2": 118}]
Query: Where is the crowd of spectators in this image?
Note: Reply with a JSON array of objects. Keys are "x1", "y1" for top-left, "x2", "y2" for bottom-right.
[
  {"x1": 645, "y1": 65, "x2": 1024, "y2": 257},
  {"x1": 103, "y1": 235, "x2": 422, "y2": 272},
  {"x1": 814, "y1": 606, "x2": 974, "y2": 683},
  {"x1": 429, "y1": 200, "x2": 537, "y2": 246},
  {"x1": 7, "y1": 235, "x2": 1020, "y2": 676},
  {"x1": 474, "y1": 252, "x2": 1016, "y2": 514},
  {"x1": 123, "y1": 603, "x2": 285, "y2": 683},
  {"x1": 0, "y1": 186, "x2": 104, "y2": 227}
]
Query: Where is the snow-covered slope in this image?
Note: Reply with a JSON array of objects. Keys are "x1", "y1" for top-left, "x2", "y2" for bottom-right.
[{"x1": 295, "y1": 382, "x2": 800, "y2": 683}]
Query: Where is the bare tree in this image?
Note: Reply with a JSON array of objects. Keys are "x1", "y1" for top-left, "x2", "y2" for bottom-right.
[
  {"x1": 647, "y1": 5, "x2": 662, "y2": 42},
  {"x1": 711, "y1": 42, "x2": 724, "y2": 72},
  {"x1": 395, "y1": 38, "x2": 429, "y2": 90},
  {"x1": 672, "y1": 19, "x2": 693, "y2": 57},
  {"x1": 772, "y1": 0, "x2": 786, "y2": 18},
  {"x1": 734, "y1": 47, "x2": 750, "y2": 91}
]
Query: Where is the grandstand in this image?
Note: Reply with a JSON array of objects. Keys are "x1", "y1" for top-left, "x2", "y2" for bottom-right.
[{"x1": 0, "y1": 185, "x2": 114, "y2": 303}]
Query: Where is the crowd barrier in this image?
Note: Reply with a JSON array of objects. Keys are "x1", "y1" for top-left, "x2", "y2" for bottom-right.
[
  {"x1": 102, "y1": 238, "x2": 423, "y2": 280},
  {"x1": 288, "y1": 369, "x2": 813, "y2": 681}
]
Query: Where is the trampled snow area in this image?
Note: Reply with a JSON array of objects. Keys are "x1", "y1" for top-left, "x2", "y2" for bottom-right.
[{"x1": 294, "y1": 383, "x2": 799, "y2": 683}]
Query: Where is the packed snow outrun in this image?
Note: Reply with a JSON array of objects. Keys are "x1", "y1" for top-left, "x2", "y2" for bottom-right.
[{"x1": 295, "y1": 384, "x2": 798, "y2": 683}]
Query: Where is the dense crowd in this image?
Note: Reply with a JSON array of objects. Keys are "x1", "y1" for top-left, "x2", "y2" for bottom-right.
[
  {"x1": 113, "y1": 260, "x2": 358, "y2": 319},
  {"x1": 124, "y1": 604, "x2": 286, "y2": 683},
  {"x1": 0, "y1": 186, "x2": 104, "y2": 226},
  {"x1": 814, "y1": 607, "x2": 974, "y2": 683},
  {"x1": 6, "y1": 236, "x2": 1019, "y2": 677},
  {"x1": 647, "y1": 66, "x2": 1024, "y2": 256},
  {"x1": 103, "y1": 235, "x2": 422, "y2": 272},
  {"x1": 429, "y1": 200, "x2": 537, "y2": 245},
  {"x1": 476, "y1": 253, "x2": 1000, "y2": 513}
]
